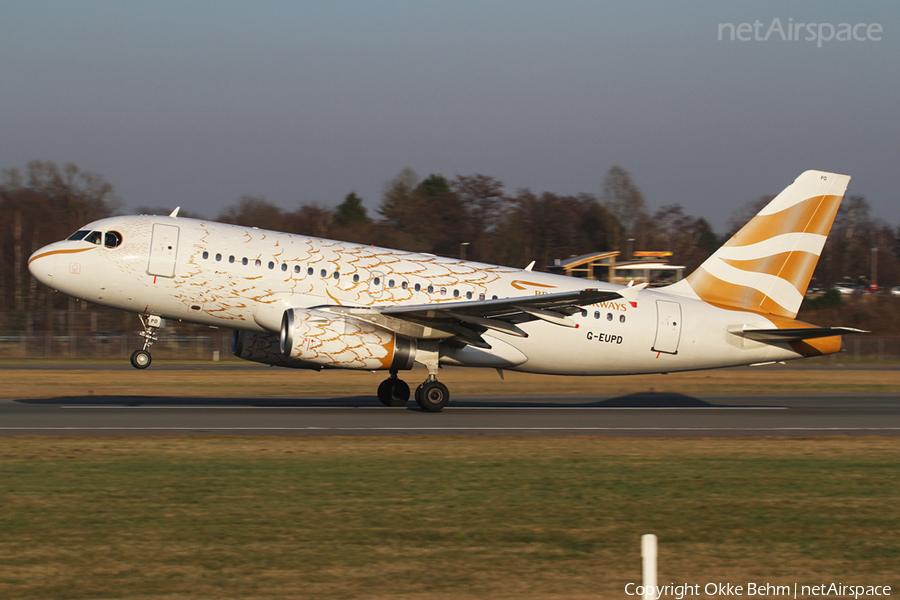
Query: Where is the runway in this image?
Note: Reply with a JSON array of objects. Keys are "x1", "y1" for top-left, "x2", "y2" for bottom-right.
[{"x1": 2, "y1": 392, "x2": 900, "y2": 436}]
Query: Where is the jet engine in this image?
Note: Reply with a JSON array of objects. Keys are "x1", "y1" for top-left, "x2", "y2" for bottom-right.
[
  {"x1": 279, "y1": 308, "x2": 416, "y2": 371},
  {"x1": 231, "y1": 330, "x2": 320, "y2": 369}
]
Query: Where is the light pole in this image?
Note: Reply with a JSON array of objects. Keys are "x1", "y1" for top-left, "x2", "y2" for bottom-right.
[
  {"x1": 460, "y1": 242, "x2": 470, "y2": 261},
  {"x1": 871, "y1": 247, "x2": 878, "y2": 286}
]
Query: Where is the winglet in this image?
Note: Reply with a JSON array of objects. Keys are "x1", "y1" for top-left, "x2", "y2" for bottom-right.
[{"x1": 169, "y1": 207, "x2": 181, "y2": 218}]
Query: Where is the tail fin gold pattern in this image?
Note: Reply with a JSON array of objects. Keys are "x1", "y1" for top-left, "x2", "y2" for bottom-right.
[{"x1": 686, "y1": 171, "x2": 849, "y2": 319}]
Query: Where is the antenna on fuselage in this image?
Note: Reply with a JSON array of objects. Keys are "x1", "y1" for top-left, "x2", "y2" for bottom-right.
[{"x1": 169, "y1": 207, "x2": 181, "y2": 218}]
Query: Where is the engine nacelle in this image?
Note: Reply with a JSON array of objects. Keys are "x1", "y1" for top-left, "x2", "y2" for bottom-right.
[
  {"x1": 280, "y1": 308, "x2": 416, "y2": 371},
  {"x1": 231, "y1": 330, "x2": 320, "y2": 369}
]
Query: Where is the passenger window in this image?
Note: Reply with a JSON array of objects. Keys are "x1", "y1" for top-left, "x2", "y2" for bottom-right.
[
  {"x1": 307, "y1": 267, "x2": 313, "y2": 276},
  {"x1": 281, "y1": 263, "x2": 287, "y2": 272},
  {"x1": 216, "y1": 253, "x2": 222, "y2": 262},
  {"x1": 67, "y1": 230, "x2": 90, "y2": 241},
  {"x1": 104, "y1": 231, "x2": 123, "y2": 248},
  {"x1": 242, "y1": 258, "x2": 248, "y2": 266},
  {"x1": 255, "y1": 259, "x2": 262, "y2": 267},
  {"x1": 229, "y1": 256, "x2": 235, "y2": 264},
  {"x1": 84, "y1": 231, "x2": 102, "y2": 245},
  {"x1": 414, "y1": 283, "x2": 421, "y2": 292},
  {"x1": 388, "y1": 279, "x2": 395, "y2": 288},
  {"x1": 353, "y1": 274, "x2": 360, "y2": 283},
  {"x1": 320, "y1": 269, "x2": 327, "y2": 277},
  {"x1": 466, "y1": 291, "x2": 472, "y2": 299},
  {"x1": 401, "y1": 281, "x2": 408, "y2": 290},
  {"x1": 333, "y1": 271, "x2": 339, "y2": 280},
  {"x1": 293, "y1": 265, "x2": 300, "y2": 274},
  {"x1": 427, "y1": 285, "x2": 434, "y2": 294}
]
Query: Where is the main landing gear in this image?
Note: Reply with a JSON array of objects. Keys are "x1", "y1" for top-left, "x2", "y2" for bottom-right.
[
  {"x1": 377, "y1": 372, "x2": 410, "y2": 407},
  {"x1": 377, "y1": 373, "x2": 450, "y2": 412},
  {"x1": 130, "y1": 315, "x2": 162, "y2": 370},
  {"x1": 414, "y1": 376, "x2": 450, "y2": 412}
]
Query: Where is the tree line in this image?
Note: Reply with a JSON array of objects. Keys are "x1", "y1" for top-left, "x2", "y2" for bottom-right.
[{"x1": 2, "y1": 160, "x2": 899, "y2": 318}]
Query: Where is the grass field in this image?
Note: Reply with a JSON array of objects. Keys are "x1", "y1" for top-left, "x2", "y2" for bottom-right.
[
  {"x1": 1, "y1": 437, "x2": 898, "y2": 599},
  {"x1": 0, "y1": 363, "x2": 899, "y2": 399}
]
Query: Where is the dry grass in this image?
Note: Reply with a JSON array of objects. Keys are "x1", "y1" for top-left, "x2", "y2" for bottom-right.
[
  {"x1": 0, "y1": 364, "x2": 898, "y2": 399},
  {"x1": 1, "y1": 437, "x2": 898, "y2": 599}
]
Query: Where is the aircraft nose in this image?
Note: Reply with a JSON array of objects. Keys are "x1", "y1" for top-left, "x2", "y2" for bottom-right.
[{"x1": 28, "y1": 247, "x2": 56, "y2": 287}]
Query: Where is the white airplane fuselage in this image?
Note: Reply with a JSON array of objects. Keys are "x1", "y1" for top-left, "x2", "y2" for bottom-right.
[{"x1": 28, "y1": 214, "x2": 823, "y2": 377}]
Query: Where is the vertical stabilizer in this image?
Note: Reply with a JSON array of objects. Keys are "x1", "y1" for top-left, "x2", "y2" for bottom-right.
[{"x1": 674, "y1": 170, "x2": 850, "y2": 319}]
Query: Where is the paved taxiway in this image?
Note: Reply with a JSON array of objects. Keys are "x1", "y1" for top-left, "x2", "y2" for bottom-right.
[{"x1": 2, "y1": 393, "x2": 899, "y2": 436}]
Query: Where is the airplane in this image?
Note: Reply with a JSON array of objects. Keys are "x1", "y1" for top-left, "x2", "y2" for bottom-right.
[{"x1": 27, "y1": 170, "x2": 865, "y2": 411}]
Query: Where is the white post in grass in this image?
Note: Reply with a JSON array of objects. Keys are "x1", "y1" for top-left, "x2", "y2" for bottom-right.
[{"x1": 642, "y1": 534, "x2": 658, "y2": 600}]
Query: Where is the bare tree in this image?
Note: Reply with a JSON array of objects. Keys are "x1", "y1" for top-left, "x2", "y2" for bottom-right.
[
  {"x1": 217, "y1": 196, "x2": 286, "y2": 231},
  {"x1": 0, "y1": 161, "x2": 120, "y2": 317},
  {"x1": 601, "y1": 166, "x2": 648, "y2": 249}
]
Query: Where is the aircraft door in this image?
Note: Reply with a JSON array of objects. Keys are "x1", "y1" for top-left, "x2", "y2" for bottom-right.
[
  {"x1": 147, "y1": 224, "x2": 180, "y2": 278},
  {"x1": 652, "y1": 300, "x2": 681, "y2": 355}
]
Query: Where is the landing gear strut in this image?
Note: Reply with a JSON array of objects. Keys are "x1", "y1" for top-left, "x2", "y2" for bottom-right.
[
  {"x1": 411, "y1": 342, "x2": 450, "y2": 412},
  {"x1": 130, "y1": 314, "x2": 162, "y2": 370},
  {"x1": 377, "y1": 371, "x2": 411, "y2": 407}
]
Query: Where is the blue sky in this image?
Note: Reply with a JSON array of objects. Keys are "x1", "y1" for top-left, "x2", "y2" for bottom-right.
[{"x1": 2, "y1": 1, "x2": 897, "y2": 232}]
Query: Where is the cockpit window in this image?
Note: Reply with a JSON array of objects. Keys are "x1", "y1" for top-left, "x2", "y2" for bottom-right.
[
  {"x1": 67, "y1": 230, "x2": 90, "y2": 241},
  {"x1": 104, "y1": 231, "x2": 123, "y2": 248},
  {"x1": 84, "y1": 231, "x2": 103, "y2": 245}
]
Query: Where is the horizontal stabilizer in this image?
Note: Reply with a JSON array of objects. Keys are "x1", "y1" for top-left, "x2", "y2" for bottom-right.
[{"x1": 729, "y1": 326, "x2": 868, "y2": 342}]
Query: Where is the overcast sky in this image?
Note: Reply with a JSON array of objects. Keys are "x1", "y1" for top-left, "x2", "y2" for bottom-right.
[{"x1": 2, "y1": 1, "x2": 898, "y2": 233}]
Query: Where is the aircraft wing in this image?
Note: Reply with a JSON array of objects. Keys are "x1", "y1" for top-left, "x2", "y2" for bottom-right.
[
  {"x1": 321, "y1": 288, "x2": 622, "y2": 346},
  {"x1": 382, "y1": 287, "x2": 621, "y2": 321}
]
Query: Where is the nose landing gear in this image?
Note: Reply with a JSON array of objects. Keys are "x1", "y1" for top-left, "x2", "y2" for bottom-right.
[
  {"x1": 130, "y1": 314, "x2": 162, "y2": 370},
  {"x1": 130, "y1": 349, "x2": 152, "y2": 369}
]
